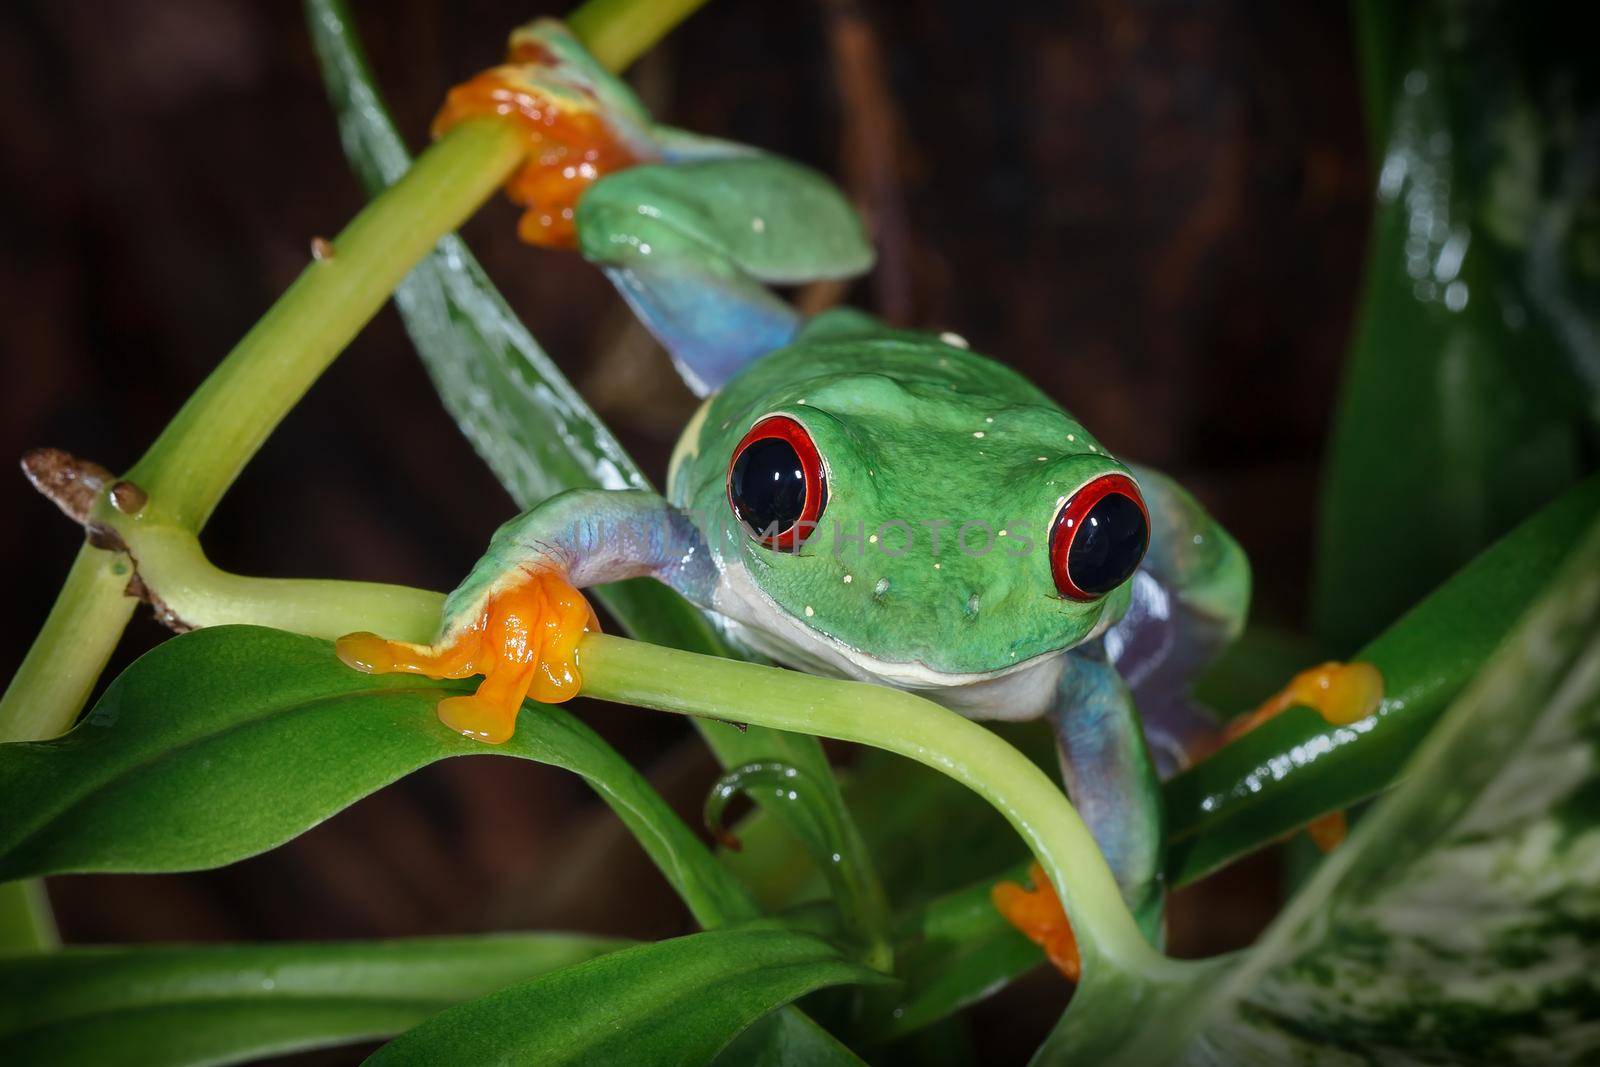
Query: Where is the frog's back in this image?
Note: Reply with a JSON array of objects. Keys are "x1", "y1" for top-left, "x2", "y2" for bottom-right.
[{"x1": 720, "y1": 308, "x2": 1061, "y2": 414}]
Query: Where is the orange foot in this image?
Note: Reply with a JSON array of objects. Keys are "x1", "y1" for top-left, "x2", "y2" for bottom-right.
[
  {"x1": 336, "y1": 569, "x2": 597, "y2": 745},
  {"x1": 992, "y1": 861, "x2": 1080, "y2": 981},
  {"x1": 1225, "y1": 660, "x2": 1382, "y2": 853},
  {"x1": 432, "y1": 25, "x2": 653, "y2": 249}
]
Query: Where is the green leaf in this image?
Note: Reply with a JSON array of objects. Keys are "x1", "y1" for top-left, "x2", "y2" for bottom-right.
[
  {"x1": 1182, "y1": 513, "x2": 1600, "y2": 1064},
  {"x1": 1166, "y1": 472, "x2": 1600, "y2": 885},
  {"x1": 302, "y1": 0, "x2": 884, "y2": 938},
  {"x1": 1314, "y1": 0, "x2": 1600, "y2": 651},
  {"x1": 0, "y1": 934, "x2": 625, "y2": 1067},
  {"x1": 0, "y1": 625, "x2": 754, "y2": 930},
  {"x1": 365, "y1": 922, "x2": 887, "y2": 1065}
]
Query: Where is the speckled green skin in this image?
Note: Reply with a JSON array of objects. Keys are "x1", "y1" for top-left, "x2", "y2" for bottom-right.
[{"x1": 669, "y1": 310, "x2": 1134, "y2": 676}]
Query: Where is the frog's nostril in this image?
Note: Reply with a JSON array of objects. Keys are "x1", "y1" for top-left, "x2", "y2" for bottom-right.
[{"x1": 965, "y1": 592, "x2": 981, "y2": 618}]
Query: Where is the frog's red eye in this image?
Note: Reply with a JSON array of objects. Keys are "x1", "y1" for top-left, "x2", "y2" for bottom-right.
[
  {"x1": 727, "y1": 415, "x2": 827, "y2": 551},
  {"x1": 1050, "y1": 473, "x2": 1149, "y2": 600}
]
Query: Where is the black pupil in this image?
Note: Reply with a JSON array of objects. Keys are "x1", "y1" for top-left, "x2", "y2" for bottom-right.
[
  {"x1": 731, "y1": 437, "x2": 808, "y2": 538},
  {"x1": 1068, "y1": 493, "x2": 1148, "y2": 595}
]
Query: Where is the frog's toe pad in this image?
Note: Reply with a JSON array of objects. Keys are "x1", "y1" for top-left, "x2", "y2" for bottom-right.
[
  {"x1": 1227, "y1": 660, "x2": 1384, "y2": 743},
  {"x1": 438, "y1": 693, "x2": 519, "y2": 745},
  {"x1": 1304, "y1": 661, "x2": 1384, "y2": 726},
  {"x1": 992, "y1": 861, "x2": 1081, "y2": 981}
]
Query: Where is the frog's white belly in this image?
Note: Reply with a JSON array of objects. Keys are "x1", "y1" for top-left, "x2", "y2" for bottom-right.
[{"x1": 710, "y1": 559, "x2": 1067, "y2": 721}]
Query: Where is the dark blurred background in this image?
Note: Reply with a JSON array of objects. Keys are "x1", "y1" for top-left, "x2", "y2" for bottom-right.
[{"x1": 0, "y1": 0, "x2": 1367, "y2": 1060}]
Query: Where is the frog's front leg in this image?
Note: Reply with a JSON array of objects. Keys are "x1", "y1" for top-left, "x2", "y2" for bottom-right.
[
  {"x1": 337, "y1": 489, "x2": 715, "y2": 744},
  {"x1": 576, "y1": 157, "x2": 873, "y2": 395},
  {"x1": 431, "y1": 18, "x2": 873, "y2": 397},
  {"x1": 994, "y1": 650, "x2": 1164, "y2": 977}
]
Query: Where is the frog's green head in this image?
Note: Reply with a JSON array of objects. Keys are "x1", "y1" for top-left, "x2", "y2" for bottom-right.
[{"x1": 675, "y1": 330, "x2": 1150, "y2": 682}]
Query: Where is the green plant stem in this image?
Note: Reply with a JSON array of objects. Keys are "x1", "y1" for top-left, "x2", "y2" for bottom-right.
[
  {"x1": 567, "y1": 0, "x2": 712, "y2": 71},
  {"x1": 0, "y1": 880, "x2": 57, "y2": 953},
  {"x1": 115, "y1": 523, "x2": 440, "y2": 643},
  {"x1": 0, "y1": 547, "x2": 136, "y2": 745}
]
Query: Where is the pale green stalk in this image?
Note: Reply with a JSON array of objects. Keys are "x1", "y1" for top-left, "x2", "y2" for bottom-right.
[
  {"x1": 0, "y1": 548, "x2": 136, "y2": 745},
  {"x1": 567, "y1": 0, "x2": 712, "y2": 71}
]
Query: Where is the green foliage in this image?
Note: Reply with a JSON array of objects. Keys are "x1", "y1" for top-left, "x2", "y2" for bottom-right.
[
  {"x1": 2, "y1": 0, "x2": 1597, "y2": 1063},
  {"x1": 0, "y1": 626, "x2": 753, "y2": 930},
  {"x1": 1315, "y1": 0, "x2": 1600, "y2": 651},
  {"x1": 0, "y1": 935, "x2": 626, "y2": 1067},
  {"x1": 364, "y1": 922, "x2": 887, "y2": 1066},
  {"x1": 1186, "y1": 516, "x2": 1600, "y2": 1064},
  {"x1": 1166, "y1": 474, "x2": 1600, "y2": 885}
]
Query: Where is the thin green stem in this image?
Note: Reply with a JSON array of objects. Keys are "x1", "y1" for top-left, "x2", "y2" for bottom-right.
[
  {"x1": 0, "y1": 547, "x2": 137, "y2": 744},
  {"x1": 567, "y1": 0, "x2": 713, "y2": 71},
  {"x1": 580, "y1": 637, "x2": 1170, "y2": 982},
  {"x1": 113, "y1": 522, "x2": 441, "y2": 644},
  {"x1": 0, "y1": 879, "x2": 57, "y2": 953},
  {"x1": 0, "y1": 547, "x2": 132, "y2": 955}
]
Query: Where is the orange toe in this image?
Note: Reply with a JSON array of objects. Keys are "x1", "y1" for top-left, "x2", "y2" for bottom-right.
[
  {"x1": 1227, "y1": 660, "x2": 1383, "y2": 742},
  {"x1": 1223, "y1": 661, "x2": 1380, "y2": 852},
  {"x1": 336, "y1": 568, "x2": 596, "y2": 745},
  {"x1": 993, "y1": 861, "x2": 1080, "y2": 981}
]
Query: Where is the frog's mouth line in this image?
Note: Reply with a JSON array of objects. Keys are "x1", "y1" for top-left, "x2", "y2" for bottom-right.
[{"x1": 710, "y1": 559, "x2": 1101, "y2": 717}]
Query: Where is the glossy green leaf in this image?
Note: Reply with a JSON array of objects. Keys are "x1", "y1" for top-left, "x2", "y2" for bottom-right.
[
  {"x1": 303, "y1": 0, "x2": 883, "y2": 939},
  {"x1": 0, "y1": 934, "x2": 625, "y2": 1067},
  {"x1": 365, "y1": 922, "x2": 887, "y2": 1065},
  {"x1": 1314, "y1": 0, "x2": 1600, "y2": 651},
  {"x1": 1167, "y1": 472, "x2": 1600, "y2": 885},
  {"x1": 1182, "y1": 512, "x2": 1600, "y2": 1064},
  {"x1": 0, "y1": 625, "x2": 754, "y2": 929}
]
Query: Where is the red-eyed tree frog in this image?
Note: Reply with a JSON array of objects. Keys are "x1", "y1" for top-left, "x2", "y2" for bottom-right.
[{"x1": 338, "y1": 21, "x2": 1381, "y2": 971}]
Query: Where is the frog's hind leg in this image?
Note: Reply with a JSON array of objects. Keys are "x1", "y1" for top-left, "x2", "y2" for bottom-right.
[
  {"x1": 1109, "y1": 466, "x2": 1382, "y2": 850},
  {"x1": 1220, "y1": 659, "x2": 1384, "y2": 851},
  {"x1": 995, "y1": 651, "x2": 1164, "y2": 977},
  {"x1": 575, "y1": 157, "x2": 874, "y2": 395},
  {"x1": 338, "y1": 489, "x2": 716, "y2": 745},
  {"x1": 1106, "y1": 464, "x2": 1252, "y2": 775}
]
